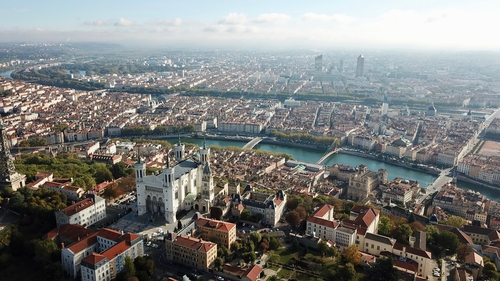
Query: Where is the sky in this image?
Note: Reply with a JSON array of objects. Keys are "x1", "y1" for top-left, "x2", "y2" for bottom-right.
[{"x1": 1, "y1": 0, "x2": 500, "y2": 50}]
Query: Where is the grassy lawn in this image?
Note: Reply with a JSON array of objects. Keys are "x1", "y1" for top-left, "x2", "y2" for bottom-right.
[
  {"x1": 275, "y1": 248, "x2": 297, "y2": 264},
  {"x1": 268, "y1": 264, "x2": 280, "y2": 271},
  {"x1": 277, "y1": 268, "x2": 295, "y2": 279}
]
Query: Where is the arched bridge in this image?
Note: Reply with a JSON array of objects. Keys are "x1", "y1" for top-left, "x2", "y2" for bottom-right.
[
  {"x1": 316, "y1": 148, "x2": 340, "y2": 164},
  {"x1": 243, "y1": 137, "x2": 263, "y2": 149}
]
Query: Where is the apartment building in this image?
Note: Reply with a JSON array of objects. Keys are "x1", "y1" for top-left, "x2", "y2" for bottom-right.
[
  {"x1": 55, "y1": 195, "x2": 106, "y2": 228},
  {"x1": 43, "y1": 181, "x2": 84, "y2": 202},
  {"x1": 232, "y1": 189, "x2": 286, "y2": 227},
  {"x1": 61, "y1": 228, "x2": 144, "y2": 279},
  {"x1": 463, "y1": 225, "x2": 500, "y2": 245},
  {"x1": 306, "y1": 204, "x2": 339, "y2": 242},
  {"x1": 195, "y1": 217, "x2": 237, "y2": 250},
  {"x1": 164, "y1": 233, "x2": 217, "y2": 271},
  {"x1": 379, "y1": 178, "x2": 420, "y2": 206}
]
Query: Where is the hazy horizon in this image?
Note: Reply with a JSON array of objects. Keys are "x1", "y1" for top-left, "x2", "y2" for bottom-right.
[{"x1": 1, "y1": 0, "x2": 500, "y2": 51}]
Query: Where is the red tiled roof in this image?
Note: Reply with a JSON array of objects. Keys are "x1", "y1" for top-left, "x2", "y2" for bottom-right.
[
  {"x1": 67, "y1": 233, "x2": 98, "y2": 254},
  {"x1": 393, "y1": 243, "x2": 432, "y2": 259},
  {"x1": 60, "y1": 198, "x2": 94, "y2": 216},
  {"x1": 311, "y1": 204, "x2": 334, "y2": 219},
  {"x1": 120, "y1": 232, "x2": 140, "y2": 243},
  {"x1": 243, "y1": 265, "x2": 262, "y2": 281},
  {"x1": 82, "y1": 253, "x2": 107, "y2": 265},
  {"x1": 44, "y1": 224, "x2": 95, "y2": 241},
  {"x1": 196, "y1": 217, "x2": 236, "y2": 233},
  {"x1": 307, "y1": 216, "x2": 339, "y2": 229},
  {"x1": 102, "y1": 240, "x2": 129, "y2": 260},
  {"x1": 174, "y1": 235, "x2": 216, "y2": 252},
  {"x1": 97, "y1": 228, "x2": 122, "y2": 241}
]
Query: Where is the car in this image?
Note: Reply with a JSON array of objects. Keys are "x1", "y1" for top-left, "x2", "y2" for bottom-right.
[
  {"x1": 217, "y1": 276, "x2": 224, "y2": 281},
  {"x1": 146, "y1": 241, "x2": 151, "y2": 247},
  {"x1": 251, "y1": 225, "x2": 254, "y2": 229}
]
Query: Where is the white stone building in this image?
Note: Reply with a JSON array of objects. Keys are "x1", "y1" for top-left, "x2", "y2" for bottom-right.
[
  {"x1": 61, "y1": 228, "x2": 144, "y2": 280},
  {"x1": 135, "y1": 141, "x2": 214, "y2": 223},
  {"x1": 55, "y1": 194, "x2": 106, "y2": 228}
]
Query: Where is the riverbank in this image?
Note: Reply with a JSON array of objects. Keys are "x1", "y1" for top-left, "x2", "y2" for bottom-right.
[
  {"x1": 457, "y1": 174, "x2": 500, "y2": 192},
  {"x1": 338, "y1": 150, "x2": 441, "y2": 176}
]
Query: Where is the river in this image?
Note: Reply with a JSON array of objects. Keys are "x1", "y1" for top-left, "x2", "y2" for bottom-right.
[
  {"x1": 167, "y1": 137, "x2": 500, "y2": 201},
  {"x1": 170, "y1": 137, "x2": 437, "y2": 188},
  {"x1": 0, "y1": 69, "x2": 14, "y2": 79}
]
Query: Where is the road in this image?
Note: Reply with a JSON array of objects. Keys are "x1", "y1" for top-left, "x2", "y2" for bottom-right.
[{"x1": 416, "y1": 168, "x2": 453, "y2": 204}]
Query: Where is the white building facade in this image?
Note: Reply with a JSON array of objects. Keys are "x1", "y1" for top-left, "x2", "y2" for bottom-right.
[{"x1": 135, "y1": 142, "x2": 214, "y2": 223}]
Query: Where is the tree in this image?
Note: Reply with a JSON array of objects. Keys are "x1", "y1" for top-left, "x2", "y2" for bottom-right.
[
  {"x1": 242, "y1": 251, "x2": 257, "y2": 263},
  {"x1": 378, "y1": 216, "x2": 392, "y2": 236},
  {"x1": 116, "y1": 256, "x2": 136, "y2": 281},
  {"x1": 217, "y1": 245, "x2": 229, "y2": 260},
  {"x1": 111, "y1": 162, "x2": 130, "y2": 179},
  {"x1": 94, "y1": 164, "x2": 114, "y2": 183},
  {"x1": 285, "y1": 210, "x2": 301, "y2": 228},
  {"x1": 391, "y1": 223, "x2": 413, "y2": 245},
  {"x1": 409, "y1": 221, "x2": 425, "y2": 232},
  {"x1": 249, "y1": 231, "x2": 262, "y2": 245},
  {"x1": 267, "y1": 252, "x2": 280, "y2": 263},
  {"x1": 268, "y1": 236, "x2": 282, "y2": 251},
  {"x1": 241, "y1": 209, "x2": 252, "y2": 221},
  {"x1": 338, "y1": 263, "x2": 357, "y2": 281},
  {"x1": 436, "y1": 231, "x2": 460, "y2": 255},
  {"x1": 342, "y1": 244, "x2": 362, "y2": 266},
  {"x1": 364, "y1": 257, "x2": 399, "y2": 281},
  {"x1": 484, "y1": 261, "x2": 500, "y2": 280},
  {"x1": 442, "y1": 216, "x2": 467, "y2": 228},
  {"x1": 318, "y1": 241, "x2": 330, "y2": 257},
  {"x1": 456, "y1": 245, "x2": 474, "y2": 263},
  {"x1": 34, "y1": 239, "x2": 60, "y2": 263},
  {"x1": 214, "y1": 257, "x2": 224, "y2": 270},
  {"x1": 425, "y1": 225, "x2": 440, "y2": 244},
  {"x1": 260, "y1": 238, "x2": 270, "y2": 253},
  {"x1": 295, "y1": 206, "x2": 307, "y2": 220},
  {"x1": 268, "y1": 276, "x2": 279, "y2": 281}
]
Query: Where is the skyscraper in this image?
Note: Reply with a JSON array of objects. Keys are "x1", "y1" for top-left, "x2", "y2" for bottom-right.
[
  {"x1": 356, "y1": 55, "x2": 364, "y2": 77},
  {"x1": 315, "y1": 54, "x2": 323, "y2": 72}
]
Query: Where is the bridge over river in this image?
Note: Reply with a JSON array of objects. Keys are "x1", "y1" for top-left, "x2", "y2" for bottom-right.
[{"x1": 242, "y1": 137, "x2": 263, "y2": 149}]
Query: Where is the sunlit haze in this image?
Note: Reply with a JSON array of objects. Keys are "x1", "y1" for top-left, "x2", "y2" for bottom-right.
[{"x1": 1, "y1": 0, "x2": 500, "y2": 50}]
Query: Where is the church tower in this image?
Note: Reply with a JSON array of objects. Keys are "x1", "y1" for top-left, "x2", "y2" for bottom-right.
[
  {"x1": 201, "y1": 158, "x2": 214, "y2": 202},
  {"x1": 174, "y1": 135, "x2": 185, "y2": 162},
  {"x1": 134, "y1": 149, "x2": 146, "y2": 183},
  {"x1": 0, "y1": 117, "x2": 26, "y2": 191},
  {"x1": 200, "y1": 138, "x2": 210, "y2": 165}
]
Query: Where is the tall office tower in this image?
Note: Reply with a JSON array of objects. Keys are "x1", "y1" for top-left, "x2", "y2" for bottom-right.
[
  {"x1": 315, "y1": 55, "x2": 323, "y2": 72},
  {"x1": 339, "y1": 59, "x2": 344, "y2": 72},
  {"x1": 0, "y1": 117, "x2": 26, "y2": 191},
  {"x1": 356, "y1": 55, "x2": 364, "y2": 77}
]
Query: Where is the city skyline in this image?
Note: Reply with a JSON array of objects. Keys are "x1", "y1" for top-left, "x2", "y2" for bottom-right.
[{"x1": 1, "y1": 0, "x2": 500, "y2": 50}]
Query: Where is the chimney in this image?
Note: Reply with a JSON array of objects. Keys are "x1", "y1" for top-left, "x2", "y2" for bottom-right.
[
  {"x1": 61, "y1": 242, "x2": 65, "y2": 249},
  {"x1": 409, "y1": 236, "x2": 416, "y2": 248}
]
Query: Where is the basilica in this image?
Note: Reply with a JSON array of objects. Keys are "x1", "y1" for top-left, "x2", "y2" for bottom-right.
[{"x1": 135, "y1": 140, "x2": 214, "y2": 223}]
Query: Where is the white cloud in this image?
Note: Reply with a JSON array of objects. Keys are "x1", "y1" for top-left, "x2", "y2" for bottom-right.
[
  {"x1": 114, "y1": 18, "x2": 134, "y2": 27},
  {"x1": 253, "y1": 13, "x2": 291, "y2": 24},
  {"x1": 147, "y1": 18, "x2": 182, "y2": 26},
  {"x1": 300, "y1": 13, "x2": 356, "y2": 24},
  {"x1": 84, "y1": 19, "x2": 108, "y2": 26},
  {"x1": 218, "y1": 13, "x2": 247, "y2": 25},
  {"x1": 203, "y1": 25, "x2": 225, "y2": 33}
]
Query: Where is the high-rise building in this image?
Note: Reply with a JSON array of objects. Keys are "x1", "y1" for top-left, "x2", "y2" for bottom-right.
[
  {"x1": 0, "y1": 117, "x2": 26, "y2": 191},
  {"x1": 315, "y1": 54, "x2": 323, "y2": 72},
  {"x1": 356, "y1": 55, "x2": 364, "y2": 77}
]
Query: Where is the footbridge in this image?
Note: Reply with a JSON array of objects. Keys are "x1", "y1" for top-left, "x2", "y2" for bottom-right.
[
  {"x1": 316, "y1": 148, "x2": 340, "y2": 164},
  {"x1": 243, "y1": 137, "x2": 263, "y2": 149}
]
